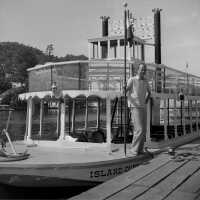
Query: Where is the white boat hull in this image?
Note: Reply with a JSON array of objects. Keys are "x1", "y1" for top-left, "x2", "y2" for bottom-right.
[{"x1": 0, "y1": 142, "x2": 151, "y2": 187}]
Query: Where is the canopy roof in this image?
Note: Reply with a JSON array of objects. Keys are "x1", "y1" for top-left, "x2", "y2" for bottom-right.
[{"x1": 19, "y1": 90, "x2": 123, "y2": 100}]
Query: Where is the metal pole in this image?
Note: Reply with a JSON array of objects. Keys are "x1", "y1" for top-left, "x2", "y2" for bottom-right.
[{"x1": 123, "y1": 2, "x2": 128, "y2": 156}]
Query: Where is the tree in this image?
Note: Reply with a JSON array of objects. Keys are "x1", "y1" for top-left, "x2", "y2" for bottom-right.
[
  {"x1": 45, "y1": 44, "x2": 55, "y2": 62},
  {"x1": 12, "y1": 49, "x2": 38, "y2": 86},
  {"x1": 0, "y1": 42, "x2": 47, "y2": 90},
  {"x1": 0, "y1": 64, "x2": 11, "y2": 93},
  {"x1": 45, "y1": 44, "x2": 54, "y2": 56}
]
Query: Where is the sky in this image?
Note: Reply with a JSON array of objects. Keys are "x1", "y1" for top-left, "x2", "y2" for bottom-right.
[{"x1": 1, "y1": 0, "x2": 200, "y2": 75}]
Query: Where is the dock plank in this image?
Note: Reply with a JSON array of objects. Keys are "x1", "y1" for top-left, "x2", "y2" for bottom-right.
[
  {"x1": 135, "y1": 158, "x2": 188, "y2": 187},
  {"x1": 135, "y1": 160, "x2": 200, "y2": 200},
  {"x1": 177, "y1": 169, "x2": 200, "y2": 193},
  {"x1": 69, "y1": 154, "x2": 171, "y2": 200},
  {"x1": 107, "y1": 184, "x2": 147, "y2": 200},
  {"x1": 106, "y1": 159, "x2": 188, "y2": 200},
  {"x1": 165, "y1": 191, "x2": 197, "y2": 200},
  {"x1": 165, "y1": 168, "x2": 200, "y2": 200}
]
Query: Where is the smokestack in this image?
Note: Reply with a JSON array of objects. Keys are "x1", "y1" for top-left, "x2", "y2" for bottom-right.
[
  {"x1": 100, "y1": 16, "x2": 110, "y2": 37},
  {"x1": 153, "y1": 8, "x2": 162, "y2": 93},
  {"x1": 152, "y1": 8, "x2": 162, "y2": 64}
]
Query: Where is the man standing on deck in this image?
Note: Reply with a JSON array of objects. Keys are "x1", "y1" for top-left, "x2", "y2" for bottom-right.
[{"x1": 127, "y1": 63, "x2": 151, "y2": 155}]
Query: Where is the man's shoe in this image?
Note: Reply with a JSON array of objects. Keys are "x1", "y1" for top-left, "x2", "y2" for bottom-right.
[
  {"x1": 129, "y1": 149, "x2": 138, "y2": 156},
  {"x1": 143, "y1": 147, "x2": 154, "y2": 158}
]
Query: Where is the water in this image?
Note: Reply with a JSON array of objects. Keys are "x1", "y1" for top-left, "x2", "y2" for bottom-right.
[{"x1": 0, "y1": 184, "x2": 92, "y2": 199}]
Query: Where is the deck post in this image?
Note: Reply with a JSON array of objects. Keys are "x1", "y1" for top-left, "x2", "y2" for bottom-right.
[
  {"x1": 26, "y1": 97, "x2": 33, "y2": 142},
  {"x1": 190, "y1": 99, "x2": 193, "y2": 134},
  {"x1": 92, "y1": 43, "x2": 95, "y2": 59},
  {"x1": 116, "y1": 99, "x2": 119, "y2": 125},
  {"x1": 146, "y1": 99, "x2": 151, "y2": 142},
  {"x1": 56, "y1": 101, "x2": 61, "y2": 137},
  {"x1": 24, "y1": 98, "x2": 29, "y2": 140},
  {"x1": 183, "y1": 99, "x2": 186, "y2": 135},
  {"x1": 39, "y1": 99, "x2": 44, "y2": 137},
  {"x1": 59, "y1": 99, "x2": 66, "y2": 140},
  {"x1": 71, "y1": 99, "x2": 76, "y2": 134},
  {"x1": 117, "y1": 39, "x2": 120, "y2": 59},
  {"x1": 134, "y1": 42, "x2": 137, "y2": 59},
  {"x1": 128, "y1": 46, "x2": 131, "y2": 60},
  {"x1": 164, "y1": 98, "x2": 168, "y2": 140},
  {"x1": 132, "y1": 41, "x2": 135, "y2": 59},
  {"x1": 98, "y1": 41, "x2": 101, "y2": 59},
  {"x1": 120, "y1": 97, "x2": 123, "y2": 137},
  {"x1": 137, "y1": 43, "x2": 140, "y2": 59},
  {"x1": 174, "y1": 99, "x2": 178, "y2": 138},
  {"x1": 106, "y1": 97, "x2": 111, "y2": 153},
  {"x1": 96, "y1": 98, "x2": 100, "y2": 129},
  {"x1": 195, "y1": 99, "x2": 198, "y2": 133},
  {"x1": 107, "y1": 39, "x2": 110, "y2": 59},
  {"x1": 67, "y1": 99, "x2": 71, "y2": 135},
  {"x1": 84, "y1": 98, "x2": 88, "y2": 130}
]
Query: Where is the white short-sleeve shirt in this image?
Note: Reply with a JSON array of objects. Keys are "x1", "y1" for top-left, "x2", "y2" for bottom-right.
[{"x1": 127, "y1": 76, "x2": 150, "y2": 108}]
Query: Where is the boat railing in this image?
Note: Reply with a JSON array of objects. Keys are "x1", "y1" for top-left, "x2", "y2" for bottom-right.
[{"x1": 146, "y1": 92, "x2": 200, "y2": 146}]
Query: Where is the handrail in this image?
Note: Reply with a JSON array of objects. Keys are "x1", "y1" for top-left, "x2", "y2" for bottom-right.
[{"x1": 146, "y1": 92, "x2": 200, "y2": 144}]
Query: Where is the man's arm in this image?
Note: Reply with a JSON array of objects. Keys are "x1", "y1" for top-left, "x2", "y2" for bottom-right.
[{"x1": 126, "y1": 78, "x2": 133, "y2": 93}]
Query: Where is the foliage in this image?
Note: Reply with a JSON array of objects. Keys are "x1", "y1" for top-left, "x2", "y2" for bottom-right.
[
  {"x1": 0, "y1": 76, "x2": 12, "y2": 94},
  {"x1": 0, "y1": 86, "x2": 26, "y2": 108},
  {"x1": 0, "y1": 42, "x2": 46, "y2": 88},
  {"x1": 60, "y1": 54, "x2": 88, "y2": 61},
  {"x1": 45, "y1": 44, "x2": 54, "y2": 56}
]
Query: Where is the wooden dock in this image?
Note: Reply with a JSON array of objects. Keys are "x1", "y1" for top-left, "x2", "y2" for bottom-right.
[{"x1": 70, "y1": 140, "x2": 200, "y2": 200}]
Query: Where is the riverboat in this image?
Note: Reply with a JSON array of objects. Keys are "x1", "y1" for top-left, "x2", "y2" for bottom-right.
[{"x1": 1, "y1": 8, "x2": 200, "y2": 187}]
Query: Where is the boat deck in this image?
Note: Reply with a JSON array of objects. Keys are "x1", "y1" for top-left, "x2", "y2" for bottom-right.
[
  {"x1": 0, "y1": 140, "x2": 148, "y2": 166},
  {"x1": 70, "y1": 139, "x2": 200, "y2": 200}
]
